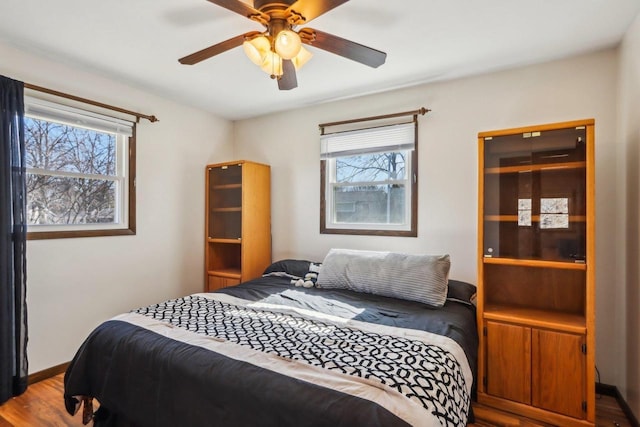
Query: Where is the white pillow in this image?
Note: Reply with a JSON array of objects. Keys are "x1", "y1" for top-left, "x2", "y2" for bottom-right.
[{"x1": 316, "y1": 249, "x2": 450, "y2": 307}]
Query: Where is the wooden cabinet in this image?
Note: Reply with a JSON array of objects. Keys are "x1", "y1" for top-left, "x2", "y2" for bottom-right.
[
  {"x1": 486, "y1": 322, "x2": 586, "y2": 418},
  {"x1": 477, "y1": 120, "x2": 595, "y2": 426},
  {"x1": 207, "y1": 275, "x2": 241, "y2": 290},
  {"x1": 486, "y1": 321, "x2": 531, "y2": 405},
  {"x1": 532, "y1": 329, "x2": 586, "y2": 418},
  {"x1": 205, "y1": 161, "x2": 271, "y2": 291}
]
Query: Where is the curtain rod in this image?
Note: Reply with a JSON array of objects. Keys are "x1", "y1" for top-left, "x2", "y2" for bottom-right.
[
  {"x1": 319, "y1": 107, "x2": 430, "y2": 133},
  {"x1": 24, "y1": 83, "x2": 159, "y2": 123}
]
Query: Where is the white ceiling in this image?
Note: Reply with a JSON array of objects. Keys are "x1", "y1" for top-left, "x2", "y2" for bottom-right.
[{"x1": 1, "y1": 0, "x2": 639, "y2": 120}]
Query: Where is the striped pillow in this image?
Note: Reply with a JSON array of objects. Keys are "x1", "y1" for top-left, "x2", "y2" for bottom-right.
[{"x1": 316, "y1": 249, "x2": 450, "y2": 307}]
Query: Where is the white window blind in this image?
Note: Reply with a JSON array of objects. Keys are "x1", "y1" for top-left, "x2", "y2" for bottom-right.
[
  {"x1": 320, "y1": 122, "x2": 415, "y2": 159},
  {"x1": 24, "y1": 96, "x2": 134, "y2": 136}
]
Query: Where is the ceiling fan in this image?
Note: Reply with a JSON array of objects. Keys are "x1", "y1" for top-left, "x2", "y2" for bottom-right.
[{"x1": 178, "y1": 0, "x2": 387, "y2": 90}]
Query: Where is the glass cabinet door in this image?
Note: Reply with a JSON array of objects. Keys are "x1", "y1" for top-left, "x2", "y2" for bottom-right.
[
  {"x1": 483, "y1": 126, "x2": 587, "y2": 263},
  {"x1": 208, "y1": 164, "x2": 242, "y2": 240}
]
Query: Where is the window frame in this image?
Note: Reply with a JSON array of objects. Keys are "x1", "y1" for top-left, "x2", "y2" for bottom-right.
[
  {"x1": 320, "y1": 121, "x2": 418, "y2": 237},
  {"x1": 25, "y1": 98, "x2": 136, "y2": 240}
]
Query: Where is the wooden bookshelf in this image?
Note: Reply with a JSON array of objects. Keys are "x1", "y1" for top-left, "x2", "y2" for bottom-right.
[
  {"x1": 477, "y1": 119, "x2": 595, "y2": 426},
  {"x1": 205, "y1": 161, "x2": 271, "y2": 291}
]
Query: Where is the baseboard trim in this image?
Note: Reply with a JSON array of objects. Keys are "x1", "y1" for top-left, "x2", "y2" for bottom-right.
[
  {"x1": 28, "y1": 362, "x2": 70, "y2": 385},
  {"x1": 596, "y1": 382, "x2": 640, "y2": 427}
]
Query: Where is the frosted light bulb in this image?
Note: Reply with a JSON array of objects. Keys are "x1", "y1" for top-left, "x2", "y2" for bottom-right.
[
  {"x1": 292, "y1": 46, "x2": 313, "y2": 70},
  {"x1": 274, "y1": 30, "x2": 302, "y2": 60},
  {"x1": 260, "y1": 51, "x2": 283, "y2": 77},
  {"x1": 243, "y1": 36, "x2": 270, "y2": 65}
]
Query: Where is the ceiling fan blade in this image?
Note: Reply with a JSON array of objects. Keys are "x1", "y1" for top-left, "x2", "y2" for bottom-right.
[
  {"x1": 287, "y1": 0, "x2": 349, "y2": 23},
  {"x1": 179, "y1": 32, "x2": 259, "y2": 65},
  {"x1": 278, "y1": 60, "x2": 298, "y2": 90},
  {"x1": 300, "y1": 28, "x2": 386, "y2": 68},
  {"x1": 206, "y1": 0, "x2": 268, "y2": 21}
]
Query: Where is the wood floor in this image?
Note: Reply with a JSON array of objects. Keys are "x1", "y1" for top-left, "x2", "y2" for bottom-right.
[
  {"x1": 0, "y1": 374, "x2": 84, "y2": 427},
  {"x1": 470, "y1": 400, "x2": 634, "y2": 427},
  {"x1": 0, "y1": 374, "x2": 634, "y2": 426}
]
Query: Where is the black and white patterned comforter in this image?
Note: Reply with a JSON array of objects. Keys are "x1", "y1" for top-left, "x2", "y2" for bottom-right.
[{"x1": 64, "y1": 276, "x2": 477, "y2": 427}]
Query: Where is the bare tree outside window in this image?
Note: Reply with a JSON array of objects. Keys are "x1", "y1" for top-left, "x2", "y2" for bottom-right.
[
  {"x1": 25, "y1": 117, "x2": 118, "y2": 225},
  {"x1": 333, "y1": 151, "x2": 407, "y2": 225}
]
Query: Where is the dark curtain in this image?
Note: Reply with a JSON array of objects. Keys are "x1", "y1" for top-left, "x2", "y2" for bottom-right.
[{"x1": 0, "y1": 75, "x2": 28, "y2": 404}]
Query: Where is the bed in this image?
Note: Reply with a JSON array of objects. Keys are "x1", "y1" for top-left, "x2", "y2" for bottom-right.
[{"x1": 64, "y1": 253, "x2": 478, "y2": 427}]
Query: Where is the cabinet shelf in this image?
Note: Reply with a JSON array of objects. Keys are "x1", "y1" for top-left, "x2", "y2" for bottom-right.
[
  {"x1": 212, "y1": 207, "x2": 241, "y2": 213},
  {"x1": 208, "y1": 238, "x2": 241, "y2": 244},
  {"x1": 485, "y1": 161, "x2": 586, "y2": 174},
  {"x1": 484, "y1": 215, "x2": 586, "y2": 222},
  {"x1": 213, "y1": 184, "x2": 242, "y2": 190},
  {"x1": 484, "y1": 304, "x2": 586, "y2": 334},
  {"x1": 483, "y1": 257, "x2": 586, "y2": 270},
  {"x1": 208, "y1": 268, "x2": 241, "y2": 279}
]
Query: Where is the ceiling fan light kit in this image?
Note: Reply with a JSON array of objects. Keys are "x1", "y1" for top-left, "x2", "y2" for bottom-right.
[
  {"x1": 242, "y1": 31, "x2": 310, "y2": 78},
  {"x1": 179, "y1": 0, "x2": 387, "y2": 90}
]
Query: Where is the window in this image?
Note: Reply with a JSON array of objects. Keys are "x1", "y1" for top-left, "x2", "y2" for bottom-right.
[
  {"x1": 24, "y1": 97, "x2": 136, "y2": 239},
  {"x1": 320, "y1": 122, "x2": 417, "y2": 236}
]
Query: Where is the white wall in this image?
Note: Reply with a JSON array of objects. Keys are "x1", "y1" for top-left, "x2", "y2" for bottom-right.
[
  {"x1": 0, "y1": 41, "x2": 234, "y2": 372},
  {"x1": 619, "y1": 12, "x2": 640, "y2": 420},
  {"x1": 234, "y1": 49, "x2": 624, "y2": 386}
]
